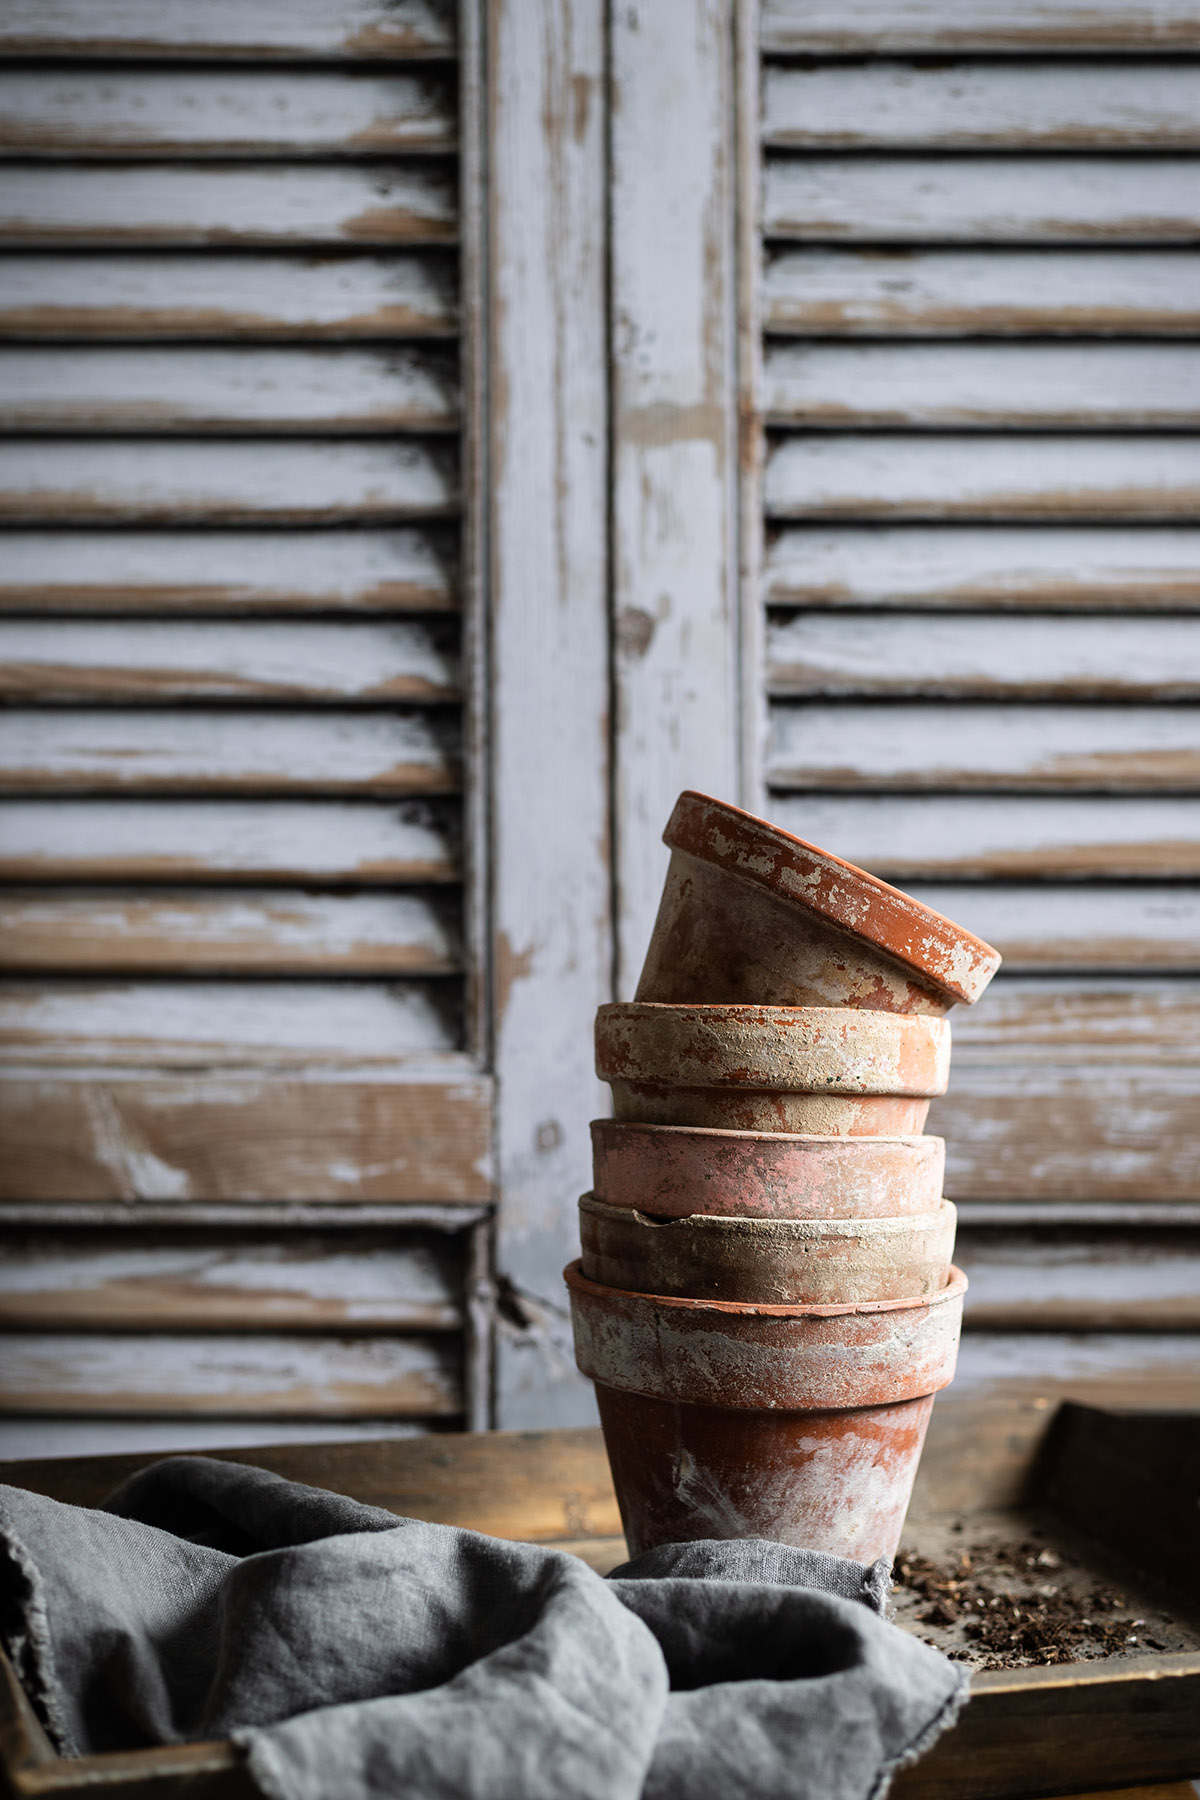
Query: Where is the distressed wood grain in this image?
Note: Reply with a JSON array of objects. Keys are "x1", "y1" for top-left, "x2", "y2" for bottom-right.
[
  {"x1": 0, "y1": 980, "x2": 460, "y2": 1065},
  {"x1": 0, "y1": 620, "x2": 459, "y2": 702},
  {"x1": 765, "y1": 435, "x2": 1200, "y2": 521},
  {"x1": 0, "y1": 889, "x2": 461, "y2": 974},
  {"x1": 0, "y1": 1232, "x2": 464, "y2": 1330},
  {"x1": 0, "y1": 0, "x2": 456, "y2": 60},
  {"x1": 951, "y1": 975, "x2": 1200, "y2": 1063},
  {"x1": 763, "y1": 525, "x2": 1200, "y2": 610},
  {"x1": 760, "y1": 0, "x2": 1200, "y2": 51},
  {"x1": 768, "y1": 702, "x2": 1200, "y2": 791},
  {"x1": 0, "y1": 710, "x2": 460, "y2": 794},
  {"x1": 768, "y1": 793, "x2": 1200, "y2": 878},
  {"x1": 766, "y1": 613, "x2": 1200, "y2": 700},
  {"x1": 763, "y1": 247, "x2": 1200, "y2": 338},
  {"x1": 956, "y1": 1231, "x2": 1200, "y2": 1331},
  {"x1": 899, "y1": 885, "x2": 1200, "y2": 972},
  {"x1": 0, "y1": 163, "x2": 457, "y2": 246},
  {"x1": 0, "y1": 440, "x2": 459, "y2": 523},
  {"x1": 0, "y1": 70, "x2": 455, "y2": 156},
  {"x1": 0, "y1": 1332, "x2": 461, "y2": 1416},
  {"x1": 0, "y1": 1071, "x2": 492, "y2": 1201},
  {"x1": 763, "y1": 342, "x2": 1200, "y2": 429},
  {"x1": 0, "y1": 1417, "x2": 439, "y2": 1458},
  {"x1": 0, "y1": 346, "x2": 459, "y2": 432},
  {"x1": 764, "y1": 156, "x2": 1200, "y2": 243},
  {"x1": 763, "y1": 62, "x2": 1200, "y2": 149},
  {"x1": 0, "y1": 529, "x2": 457, "y2": 613},
  {"x1": 0, "y1": 798, "x2": 461, "y2": 883},
  {"x1": 0, "y1": 253, "x2": 459, "y2": 341}
]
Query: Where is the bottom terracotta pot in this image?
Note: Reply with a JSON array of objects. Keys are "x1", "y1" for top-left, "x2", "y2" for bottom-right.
[{"x1": 594, "y1": 1382, "x2": 935, "y2": 1564}]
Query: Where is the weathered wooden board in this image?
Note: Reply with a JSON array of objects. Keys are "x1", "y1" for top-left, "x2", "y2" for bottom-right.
[
  {"x1": 0, "y1": 1232, "x2": 464, "y2": 1330},
  {"x1": 0, "y1": 710, "x2": 460, "y2": 794},
  {"x1": 763, "y1": 248, "x2": 1200, "y2": 338},
  {"x1": 763, "y1": 62, "x2": 1200, "y2": 149},
  {"x1": 956, "y1": 1230, "x2": 1200, "y2": 1330},
  {"x1": 0, "y1": 1417, "x2": 436, "y2": 1459},
  {"x1": 0, "y1": 253, "x2": 459, "y2": 341},
  {"x1": 0, "y1": 1332, "x2": 461, "y2": 1416},
  {"x1": 0, "y1": 798, "x2": 461, "y2": 883},
  {"x1": 900, "y1": 884, "x2": 1200, "y2": 971},
  {"x1": 0, "y1": 529, "x2": 458, "y2": 613},
  {"x1": 0, "y1": 440, "x2": 459, "y2": 523},
  {"x1": 764, "y1": 343, "x2": 1200, "y2": 429},
  {"x1": 0, "y1": 164, "x2": 457, "y2": 246},
  {"x1": 0, "y1": 889, "x2": 462, "y2": 974},
  {"x1": 764, "y1": 156, "x2": 1200, "y2": 243},
  {"x1": 0, "y1": 0, "x2": 456, "y2": 60},
  {"x1": 765, "y1": 436, "x2": 1200, "y2": 521},
  {"x1": 767, "y1": 612, "x2": 1200, "y2": 699},
  {"x1": 951, "y1": 1332, "x2": 1200, "y2": 1403},
  {"x1": 760, "y1": 0, "x2": 1200, "y2": 52},
  {"x1": 952, "y1": 974, "x2": 1200, "y2": 1063},
  {"x1": 768, "y1": 702, "x2": 1200, "y2": 791},
  {"x1": 763, "y1": 525, "x2": 1200, "y2": 610},
  {"x1": 0, "y1": 1071, "x2": 492, "y2": 1201},
  {"x1": 0, "y1": 347, "x2": 459, "y2": 432},
  {"x1": 0, "y1": 71, "x2": 455, "y2": 156},
  {"x1": 768, "y1": 793, "x2": 1200, "y2": 878},
  {"x1": 0, "y1": 620, "x2": 459, "y2": 703}
]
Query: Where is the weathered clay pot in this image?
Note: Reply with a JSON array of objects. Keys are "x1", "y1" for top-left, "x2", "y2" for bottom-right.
[
  {"x1": 596, "y1": 1001, "x2": 949, "y2": 1136},
  {"x1": 578, "y1": 1194, "x2": 957, "y2": 1304},
  {"x1": 590, "y1": 1120, "x2": 945, "y2": 1219},
  {"x1": 593, "y1": 1383, "x2": 935, "y2": 1563},
  {"x1": 565, "y1": 1261, "x2": 966, "y2": 1410},
  {"x1": 566, "y1": 1260, "x2": 966, "y2": 1562},
  {"x1": 636, "y1": 790, "x2": 1000, "y2": 1014}
]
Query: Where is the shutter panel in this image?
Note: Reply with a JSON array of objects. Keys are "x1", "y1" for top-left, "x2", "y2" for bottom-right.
[
  {"x1": 758, "y1": 3, "x2": 1200, "y2": 1398},
  {"x1": 0, "y1": 0, "x2": 492, "y2": 1454}
]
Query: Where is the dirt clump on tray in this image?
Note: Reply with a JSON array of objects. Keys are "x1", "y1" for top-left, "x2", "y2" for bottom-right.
[{"x1": 893, "y1": 1540, "x2": 1167, "y2": 1671}]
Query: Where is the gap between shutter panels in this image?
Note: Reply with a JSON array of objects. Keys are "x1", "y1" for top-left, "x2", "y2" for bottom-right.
[{"x1": 756, "y1": 12, "x2": 1200, "y2": 1297}]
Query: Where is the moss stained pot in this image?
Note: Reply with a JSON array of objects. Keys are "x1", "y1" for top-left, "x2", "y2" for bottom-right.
[
  {"x1": 596, "y1": 1001, "x2": 949, "y2": 1136},
  {"x1": 590, "y1": 1120, "x2": 945, "y2": 1219},
  {"x1": 578, "y1": 1194, "x2": 957, "y2": 1304},
  {"x1": 636, "y1": 790, "x2": 1001, "y2": 1014}
]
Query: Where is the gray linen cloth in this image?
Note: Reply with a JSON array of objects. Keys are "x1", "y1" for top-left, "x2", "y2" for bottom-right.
[{"x1": 0, "y1": 1455, "x2": 965, "y2": 1800}]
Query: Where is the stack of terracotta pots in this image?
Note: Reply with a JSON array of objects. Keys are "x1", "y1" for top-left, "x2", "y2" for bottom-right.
[{"x1": 566, "y1": 791, "x2": 1001, "y2": 1564}]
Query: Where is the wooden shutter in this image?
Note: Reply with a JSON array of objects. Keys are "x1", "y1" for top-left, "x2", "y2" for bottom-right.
[
  {"x1": 757, "y1": 0, "x2": 1200, "y2": 1405},
  {"x1": 0, "y1": 0, "x2": 493, "y2": 1455}
]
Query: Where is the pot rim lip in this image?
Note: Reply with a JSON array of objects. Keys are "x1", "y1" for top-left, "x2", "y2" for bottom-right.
[
  {"x1": 589, "y1": 1120, "x2": 940, "y2": 1149},
  {"x1": 564, "y1": 1257, "x2": 967, "y2": 1318},
  {"x1": 578, "y1": 1191, "x2": 954, "y2": 1233},
  {"x1": 597, "y1": 1000, "x2": 948, "y2": 1035},
  {"x1": 664, "y1": 789, "x2": 1001, "y2": 1005}
]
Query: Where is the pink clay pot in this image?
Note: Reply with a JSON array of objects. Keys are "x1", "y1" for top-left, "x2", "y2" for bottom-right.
[
  {"x1": 596, "y1": 1002, "x2": 949, "y2": 1136},
  {"x1": 636, "y1": 790, "x2": 1000, "y2": 1015},
  {"x1": 577, "y1": 1194, "x2": 957, "y2": 1304},
  {"x1": 590, "y1": 1121, "x2": 945, "y2": 1219}
]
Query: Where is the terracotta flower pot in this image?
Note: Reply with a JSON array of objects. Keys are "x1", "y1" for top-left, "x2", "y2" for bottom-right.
[
  {"x1": 635, "y1": 790, "x2": 1000, "y2": 1014},
  {"x1": 577, "y1": 1194, "x2": 957, "y2": 1304},
  {"x1": 590, "y1": 1120, "x2": 945, "y2": 1219},
  {"x1": 566, "y1": 1261, "x2": 966, "y2": 1563},
  {"x1": 596, "y1": 1001, "x2": 949, "y2": 1136}
]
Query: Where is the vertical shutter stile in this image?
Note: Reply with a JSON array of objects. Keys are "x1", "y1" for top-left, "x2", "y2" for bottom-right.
[
  {"x1": 757, "y1": 1, "x2": 1200, "y2": 1402},
  {"x1": 0, "y1": 0, "x2": 494, "y2": 1455}
]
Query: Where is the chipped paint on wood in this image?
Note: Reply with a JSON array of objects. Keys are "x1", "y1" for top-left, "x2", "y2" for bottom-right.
[
  {"x1": 760, "y1": 0, "x2": 1200, "y2": 53},
  {"x1": 0, "y1": 0, "x2": 457, "y2": 61},
  {"x1": 957, "y1": 1230, "x2": 1200, "y2": 1330},
  {"x1": 899, "y1": 885, "x2": 1200, "y2": 972}
]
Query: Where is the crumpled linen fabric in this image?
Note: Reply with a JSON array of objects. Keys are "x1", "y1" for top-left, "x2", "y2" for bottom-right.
[{"x1": 0, "y1": 1456, "x2": 966, "y2": 1800}]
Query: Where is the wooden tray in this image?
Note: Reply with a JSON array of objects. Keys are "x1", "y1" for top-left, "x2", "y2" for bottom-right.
[{"x1": 1, "y1": 1404, "x2": 1198, "y2": 1800}]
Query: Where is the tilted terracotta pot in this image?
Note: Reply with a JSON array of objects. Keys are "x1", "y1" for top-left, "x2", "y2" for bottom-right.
[
  {"x1": 593, "y1": 1383, "x2": 935, "y2": 1564},
  {"x1": 636, "y1": 790, "x2": 1001, "y2": 1014},
  {"x1": 578, "y1": 1194, "x2": 956, "y2": 1304},
  {"x1": 596, "y1": 1001, "x2": 949, "y2": 1136},
  {"x1": 590, "y1": 1120, "x2": 945, "y2": 1219},
  {"x1": 566, "y1": 1261, "x2": 966, "y2": 1563}
]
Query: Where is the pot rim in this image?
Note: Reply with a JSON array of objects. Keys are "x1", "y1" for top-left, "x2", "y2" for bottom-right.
[
  {"x1": 590, "y1": 1118, "x2": 938, "y2": 1150},
  {"x1": 563, "y1": 1257, "x2": 967, "y2": 1320},
  {"x1": 664, "y1": 790, "x2": 1000, "y2": 1006},
  {"x1": 578, "y1": 1191, "x2": 954, "y2": 1238}
]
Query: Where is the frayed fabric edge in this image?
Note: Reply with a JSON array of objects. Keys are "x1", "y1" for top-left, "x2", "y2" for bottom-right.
[
  {"x1": 0, "y1": 1516, "x2": 78, "y2": 1758},
  {"x1": 870, "y1": 1663, "x2": 971, "y2": 1800},
  {"x1": 232, "y1": 1730, "x2": 291, "y2": 1800}
]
